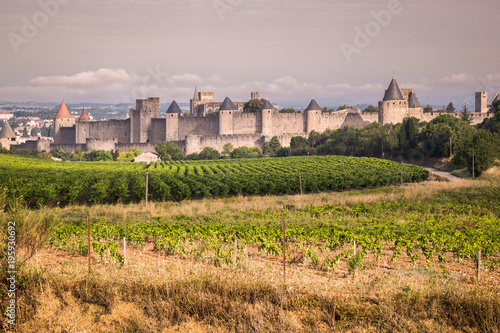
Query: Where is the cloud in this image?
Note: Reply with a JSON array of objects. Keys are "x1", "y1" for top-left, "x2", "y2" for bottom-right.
[
  {"x1": 437, "y1": 73, "x2": 477, "y2": 86},
  {"x1": 3, "y1": 68, "x2": 500, "y2": 106},
  {"x1": 30, "y1": 68, "x2": 140, "y2": 88}
]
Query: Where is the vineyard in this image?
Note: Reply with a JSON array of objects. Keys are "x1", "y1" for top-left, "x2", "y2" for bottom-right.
[
  {"x1": 52, "y1": 186, "x2": 500, "y2": 275},
  {"x1": 0, "y1": 155, "x2": 429, "y2": 206}
]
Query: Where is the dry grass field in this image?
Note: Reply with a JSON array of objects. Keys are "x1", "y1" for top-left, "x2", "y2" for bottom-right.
[{"x1": 2, "y1": 175, "x2": 500, "y2": 332}]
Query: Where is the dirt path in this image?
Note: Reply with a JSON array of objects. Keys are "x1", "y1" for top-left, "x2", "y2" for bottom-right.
[{"x1": 422, "y1": 167, "x2": 460, "y2": 181}]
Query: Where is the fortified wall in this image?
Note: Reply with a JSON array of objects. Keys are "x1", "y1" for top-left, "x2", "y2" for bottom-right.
[{"x1": 8, "y1": 76, "x2": 496, "y2": 155}]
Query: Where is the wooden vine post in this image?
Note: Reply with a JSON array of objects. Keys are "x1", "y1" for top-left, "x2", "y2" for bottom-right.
[
  {"x1": 299, "y1": 172, "x2": 303, "y2": 195},
  {"x1": 233, "y1": 237, "x2": 238, "y2": 266},
  {"x1": 87, "y1": 215, "x2": 91, "y2": 274},
  {"x1": 282, "y1": 219, "x2": 286, "y2": 287},
  {"x1": 145, "y1": 170, "x2": 149, "y2": 208},
  {"x1": 472, "y1": 148, "x2": 475, "y2": 179},
  {"x1": 123, "y1": 237, "x2": 127, "y2": 265},
  {"x1": 476, "y1": 250, "x2": 481, "y2": 281},
  {"x1": 401, "y1": 161, "x2": 404, "y2": 186}
]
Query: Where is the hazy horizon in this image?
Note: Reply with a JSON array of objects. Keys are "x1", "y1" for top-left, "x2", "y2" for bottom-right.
[{"x1": 1, "y1": 0, "x2": 499, "y2": 107}]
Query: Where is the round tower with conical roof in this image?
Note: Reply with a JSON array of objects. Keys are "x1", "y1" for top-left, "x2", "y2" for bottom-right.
[
  {"x1": 378, "y1": 75, "x2": 409, "y2": 125},
  {"x1": 218, "y1": 97, "x2": 236, "y2": 135},
  {"x1": 54, "y1": 101, "x2": 76, "y2": 144},
  {"x1": 79, "y1": 108, "x2": 90, "y2": 122},
  {"x1": 260, "y1": 99, "x2": 274, "y2": 136},
  {"x1": 166, "y1": 100, "x2": 181, "y2": 141},
  {"x1": 305, "y1": 98, "x2": 322, "y2": 134},
  {"x1": 0, "y1": 121, "x2": 17, "y2": 150}
]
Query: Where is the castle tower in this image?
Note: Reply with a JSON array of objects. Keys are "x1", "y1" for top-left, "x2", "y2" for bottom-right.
[
  {"x1": 260, "y1": 99, "x2": 274, "y2": 136},
  {"x1": 0, "y1": 121, "x2": 17, "y2": 150},
  {"x1": 190, "y1": 87, "x2": 200, "y2": 115},
  {"x1": 251, "y1": 91, "x2": 260, "y2": 100},
  {"x1": 305, "y1": 98, "x2": 322, "y2": 134},
  {"x1": 166, "y1": 100, "x2": 182, "y2": 141},
  {"x1": 53, "y1": 101, "x2": 76, "y2": 144},
  {"x1": 218, "y1": 97, "x2": 236, "y2": 135},
  {"x1": 407, "y1": 91, "x2": 423, "y2": 118},
  {"x1": 75, "y1": 108, "x2": 91, "y2": 144},
  {"x1": 78, "y1": 108, "x2": 90, "y2": 122},
  {"x1": 130, "y1": 97, "x2": 160, "y2": 143},
  {"x1": 378, "y1": 75, "x2": 408, "y2": 125},
  {"x1": 475, "y1": 92, "x2": 488, "y2": 113},
  {"x1": 407, "y1": 91, "x2": 421, "y2": 108}
]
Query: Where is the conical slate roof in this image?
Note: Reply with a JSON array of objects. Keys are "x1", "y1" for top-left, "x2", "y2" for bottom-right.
[
  {"x1": 193, "y1": 87, "x2": 199, "y2": 102},
  {"x1": 262, "y1": 100, "x2": 274, "y2": 110},
  {"x1": 493, "y1": 93, "x2": 500, "y2": 103},
  {"x1": 79, "y1": 108, "x2": 90, "y2": 121},
  {"x1": 383, "y1": 78, "x2": 405, "y2": 101},
  {"x1": 124, "y1": 114, "x2": 130, "y2": 120},
  {"x1": 54, "y1": 101, "x2": 74, "y2": 119},
  {"x1": 0, "y1": 121, "x2": 16, "y2": 139},
  {"x1": 408, "y1": 92, "x2": 421, "y2": 108},
  {"x1": 219, "y1": 97, "x2": 237, "y2": 111},
  {"x1": 304, "y1": 98, "x2": 322, "y2": 111},
  {"x1": 166, "y1": 100, "x2": 182, "y2": 114}
]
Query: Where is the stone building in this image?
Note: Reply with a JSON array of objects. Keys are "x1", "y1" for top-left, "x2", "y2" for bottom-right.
[
  {"x1": 11, "y1": 74, "x2": 496, "y2": 155},
  {"x1": 0, "y1": 121, "x2": 17, "y2": 150},
  {"x1": 190, "y1": 88, "x2": 246, "y2": 116},
  {"x1": 378, "y1": 75, "x2": 494, "y2": 126}
]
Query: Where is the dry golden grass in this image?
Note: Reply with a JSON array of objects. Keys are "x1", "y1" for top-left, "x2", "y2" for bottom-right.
[
  {"x1": 44, "y1": 178, "x2": 495, "y2": 223},
  {"x1": 12, "y1": 246, "x2": 500, "y2": 333},
  {"x1": 5, "y1": 176, "x2": 500, "y2": 332}
]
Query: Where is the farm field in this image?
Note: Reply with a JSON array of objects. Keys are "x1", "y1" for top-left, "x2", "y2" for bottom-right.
[
  {"x1": 2, "y1": 177, "x2": 500, "y2": 332},
  {"x1": 0, "y1": 155, "x2": 429, "y2": 206}
]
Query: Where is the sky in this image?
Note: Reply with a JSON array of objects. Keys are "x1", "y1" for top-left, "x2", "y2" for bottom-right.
[{"x1": 0, "y1": 0, "x2": 499, "y2": 107}]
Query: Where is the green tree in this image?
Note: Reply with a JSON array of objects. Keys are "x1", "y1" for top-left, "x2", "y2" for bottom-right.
[
  {"x1": 446, "y1": 102, "x2": 455, "y2": 113},
  {"x1": 155, "y1": 142, "x2": 185, "y2": 161},
  {"x1": 356, "y1": 122, "x2": 386, "y2": 157},
  {"x1": 493, "y1": 100, "x2": 500, "y2": 113},
  {"x1": 262, "y1": 136, "x2": 282, "y2": 156},
  {"x1": 30, "y1": 128, "x2": 38, "y2": 136},
  {"x1": 117, "y1": 151, "x2": 136, "y2": 162},
  {"x1": 337, "y1": 104, "x2": 350, "y2": 111},
  {"x1": 421, "y1": 114, "x2": 471, "y2": 158},
  {"x1": 362, "y1": 105, "x2": 378, "y2": 113},
  {"x1": 279, "y1": 108, "x2": 298, "y2": 113},
  {"x1": 130, "y1": 148, "x2": 142, "y2": 156},
  {"x1": 22, "y1": 127, "x2": 28, "y2": 137},
  {"x1": 230, "y1": 146, "x2": 263, "y2": 159},
  {"x1": 243, "y1": 98, "x2": 266, "y2": 113},
  {"x1": 50, "y1": 148, "x2": 71, "y2": 160},
  {"x1": 398, "y1": 117, "x2": 420, "y2": 152},
  {"x1": 460, "y1": 103, "x2": 472, "y2": 124},
  {"x1": 71, "y1": 150, "x2": 86, "y2": 161},
  {"x1": 453, "y1": 129, "x2": 499, "y2": 176},
  {"x1": 222, "y1": 143, "x2": 234, "y2": 158},
  {"x1": 116, "y1": 148, "x2": 142, "y2": 162},
  {"x1": 290, "y1": 136, "x2": 309, "y2": 150},
  {"x1": 290, "y1": 136, "x2": 314, "y2": 156},
  {"x1": 423, "y1": 105, "x2": 433, "y2": 113},
  {"x1": 186, "y1": 152, "x2": 200, "y2": 160},
  {"x1": 85, "y1": 150, "x2": 113, "y2": 161},
  {"x1": 199, "y1": 147, "x2": 220, "y2": 160},
  {"x1": 308, "y1": 130, "x2": 322, "y2": 147},
  {"x1": 40, "y1": 126, "x2": 50, "y2": 137}
]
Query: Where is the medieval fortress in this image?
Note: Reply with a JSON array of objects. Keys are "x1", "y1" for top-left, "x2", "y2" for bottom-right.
[{"x1": 2, "y1": 75, "x2": 497, "y2": 154}]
